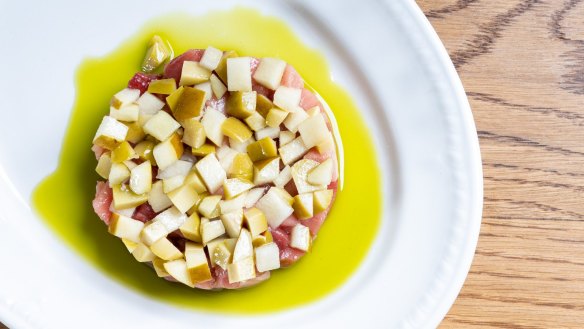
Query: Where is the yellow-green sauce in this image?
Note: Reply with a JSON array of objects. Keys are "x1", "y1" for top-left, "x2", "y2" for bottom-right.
[{"x1": 32, "y1": 8, "x2": 381, "y2": 313}]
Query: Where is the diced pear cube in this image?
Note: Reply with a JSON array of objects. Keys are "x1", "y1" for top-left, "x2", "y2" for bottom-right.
[
  {"x1": 112, "y1": 184, "x2": 147, "y2": 210},
  {"x1": 148, "y1": 180, "x2": 173, "y2": 212},
  {"x1": 227, "y1": 57, "x2": 252, "y2": 92},
  {"x1": 253, "y1": 157, "x2": 280, "y2": 185},
  {"x1": 279, "y1": 131, "x2": 296, "y2": 147},
  {"x1": 255, "y1": 94, "x2": 274, "y2": 118},
  {"x1": 228, "y1": 153, "x2": 253, "y2": 181},
  {"x1": 132, "y1": 243, "x2": 156, "y2": 262},
  {"x1": 164, "y1": 259, "x2": 195, "y2": 287},
  {"x1": 95, "y1": 152, "x2": 112, "y2": 179},
  {"x1": 313, "y1": 189, "x2": 333, "y2": 214},
  {"x1": 279, "y1": 137, "x2": 309, "y2": 165},
  {"x1": 209, "y1": 74, "x2": 227, "y2": 99},
  {"x1": 148, "y1": 78, "x2": 177, "y2": 95},
  {"x1": 142, "y1": 35, "x2": 171, "y2": 72},
  {"x1": 219, "y1": 193, "x2": 246, "y2": 214},
  {"x1": 121, "y1": 238, "x2": 139, "y2": 253},
  {"x1": 273, "y1": 165, "x2": 292, "y2": 188},
  {"x1": 153, "y1": 134, "x2": 184, "y2": 170},
  {"x1": 111, "y1": 88, "x2": 140, "y2": 109},
  {"x1": 292, "y1": 159, "x2": 326, "y2": 194},
  {"x1": 252, "y1": 235, "x2": 268, "y2": 248},
  {"x1": 129, "y1": 160, "x2": 152, "y2": 194},
  {"x1": 222, "y1": 117, "x2": 252, "y2": 143},
  {"x1": 141, "y1": 221, "x2": 168, "y2": 246},
  {"x1": 200, "y1": 46, "x2": 223, "y2": 71},
  {"x1": 134, "y1": 140, "x2": 156, "y2": 164},
  {"x1": 215, "y1": 50, "x2": 238, "y2": 83},
  {"x1": 192, "y1": 143, "x2": 216, "y2": 157},
  {"x1": 272, "y1": 187, "x2": 294, "y2": 205},
  {"x1": 223, "y1": 178, "x2": 254, "y2": 199},
  {"x1": 307, "y1": 158, "x2": 333, "y2": 186},
  {"x1": 201, "y1": 108, "x2": 226, "y2": 146},
  {"x1": 152, "y1": 258, "x2": 169, "y2": 277},
  {"x1": 166, "y1": 86, "x2": 185, "y2": 111},
  {"x1": 228, "y1": 257, "x2": 256, "y2": 283},
  {"x1": 201, "y1": 219, "x2": 226, "y2": 244},
  {"x1": 216, "y1": 145, "x2": 239, "y2": 172},
  {"x1": 273, "y1": 86, "x2": 301, "y2": 112},
  {"x1": 110, "y1": 103, "x2": 139, "y2": 122},
  {"x1": 255, "y1": 187, "x2": 294, "y2": 228},
  {"x1": 157, "y1": 160, "x2": 193, "y2": 180},
  {"x1": 253, "y1": 58, "x2": 287, "y2": 90},
  {"x1": 243, "y1": 207, "x2": 267, "y2": 237},
  {"x1": 180, "y1": 212, "x2": 202, "y2": 242},
  {"x1": 93, "y1": 116, "x2": 128, "y2": 150},
  {"x1": 283, "y1": 108, "x2": 309, "y2": 133},
  {"x1": 194, "y1": 81, "x2": 212, "y2": 101},
  {"x1": 316, "y1": 132, "x2": 335, "y2": 154},
  {"x1": 233, "y1": 228, "x2": 253, "y2": 262},
  {"x1": 167, "y1": 183, "x2": 199, "y2": 213},
  {"x1": 306, "y1": 106, "x2": 321, "y2": 117},
  {"x1": 293, "y1": 193, "x2": 313, "y2": 219},
  {"x1": 184, "y1": 170, "x2": 208, "y2": 194},
  {"x1": 108, "y1": 213, "x2": 144, "y2": 242},
  {"x1": 195, "y1": 153, "x2": 227, "y2": 193},
  {"x1": 255, "y1": 126, "x2": 280, "y2": 141},
  {"x1": 109, "y1": 163, "x2": 130, "y2": 186},
  {"x1": 163, "y1": 175, "x2": 185, "y2": 193},
  {"x1": 185, "y1": 243, "x2": 213, "y2": 283},
  {"x1": 143, "y1": 111, "x2": 181, "y2": 142},
  {"x1": 124, "y1": 120, "x2": 147, "y2": 144},
  {"x1": 290, "y1": 223, "x2": 311, "y2": 252},
  {"x1": 255, "y1": 242, "x2": 280, "y2": 272},
  {"x1": 150, "y1": 237, "x2": 183, "y2": 261},
  {"x1": 266, "y1": 108, "x2": 288, "y2": 128},
  {"x1": 198, "y1": 195, "x2": 222, "y2": 218},
  {"x1": 226, "y1": 91, "x2": 257, "y2": 119},
  {"x1": 211, "y1": 242, "x2": 232, "y2": 270},
  {"x1": 246, "y1": 137, "x2": 277, "y2": 162},
  {"x1": 172, "y1": 87, "x2": 206, "y2": 121},
  {"x1": 244, "y1": 188, "x2": 266, "y2": 208},
  {"x1": 154, "y1": 206, "x2": 188, "y2": 232},
  {"x1": 244, "y1": 111, "x2": 266, "y2": 132},
  {"x1": 298, "y1": 114, "x2": 330, "y2": 148},
  {"x1": 111, "y1": 141, "x2": 136, "y2": 163},
  {"x1": 180, "y1": 61, "x2": 211, "y2": 86},
  {"x1": 220, "y1": 210, "x2": 243, "y2": 238}
]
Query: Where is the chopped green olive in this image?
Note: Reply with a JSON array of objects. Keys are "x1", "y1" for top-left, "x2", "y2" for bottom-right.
[
  {"x1": 226, "y1": 91, "x2": 257, "y2": 119},
  {"x1": 222, "y1": 117, "x2": 252, "y2": 143},
  {"x1": 246, "y1": 137, "x2": 278, "y2": 162}
]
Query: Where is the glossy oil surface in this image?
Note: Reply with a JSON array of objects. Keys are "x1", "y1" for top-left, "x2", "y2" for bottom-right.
[{"x1": 33, "y1": 9, "x2": 381, "y2": 313}]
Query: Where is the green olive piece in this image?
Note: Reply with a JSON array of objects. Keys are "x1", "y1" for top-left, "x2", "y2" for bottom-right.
[
  {"x1": 226, "y1": 91, "x2": 257, "y2": 119},
  {"x1": 246, "y1": 137, "x2": 278, "y2": 162},
  {"x1": 215, "y1": 50, "x2": 239, "y2": 84},
  {"x1": 221, "y1": 117, "x2": 252, "y2": 143},
  {"x1": 192, "y1": 143, "x2": 216, "y2": 157},
  {"x1": 142, "y1": 35, "x2": 171, "y2": 73},
  {"x1": 228, "y1": 153, "x2": 254, "y2": 181},
  {"x1": 255, "y1": 94, "x2": 274, "y2": 118}
]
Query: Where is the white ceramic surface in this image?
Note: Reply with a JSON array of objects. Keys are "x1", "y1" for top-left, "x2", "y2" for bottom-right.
[{"x1": 0, "y1": 0, "x2": 482, "y2": 328}]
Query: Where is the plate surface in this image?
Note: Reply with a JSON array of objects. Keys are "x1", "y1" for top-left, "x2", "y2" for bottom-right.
[{"x1": 0, "y1": 0, "x2": 482, "y2": 328}]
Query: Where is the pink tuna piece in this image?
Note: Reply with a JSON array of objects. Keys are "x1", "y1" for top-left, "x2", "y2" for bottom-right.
[
  {"x1": 163, "y1": 49, "x2": 205, "y2": 84},
  {"x1": 280, "y1": 64, "x2": 304, "y2": 89},
  {"x1": 205, "y1": 95, "x2": 227, "y2": 114},
  {"x1": 91, "y1": 144, "x2": 106, "y2": 160},
  {"x1": 127, "y1": 72, "x2": 161, "y2": 95},
  {"x1": 93, "y1": 181, "x2": 113, "y2": 224},
  {"x1": 280, "y1": 247, "x2": 306, "y2": 267}
]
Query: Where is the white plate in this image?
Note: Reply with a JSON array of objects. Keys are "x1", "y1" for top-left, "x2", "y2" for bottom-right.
[{"x1": 0, "y1": 0, "x2": 482, "y2": 328}]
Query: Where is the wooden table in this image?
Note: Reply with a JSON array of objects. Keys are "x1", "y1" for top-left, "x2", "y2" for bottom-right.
[
  {"x1": 416, "y1": 0, "x2": 584, "y2": 327},
  {"x1": 1, "y1": 2, "x2": 582, "y2": 328}
]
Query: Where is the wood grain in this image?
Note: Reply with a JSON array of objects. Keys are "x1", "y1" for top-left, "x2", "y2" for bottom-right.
[{"x1": 416, "y1": 0, "x2": 584, "y2": 327}]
